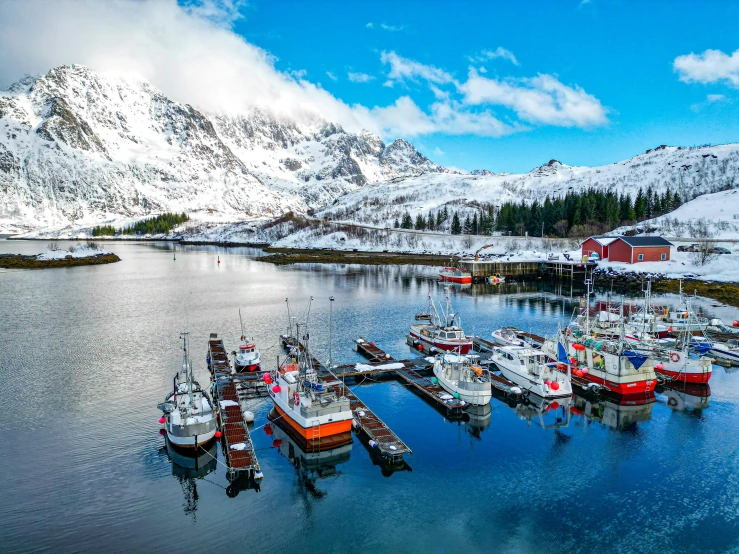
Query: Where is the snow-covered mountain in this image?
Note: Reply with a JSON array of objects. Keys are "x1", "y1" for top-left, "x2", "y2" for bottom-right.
[
  {"x1": 0, "y1": 65, "x2": 448, "y2": 231},
  {"x1": 320, "y1": 145, "x2": 739, "y2": 227}
]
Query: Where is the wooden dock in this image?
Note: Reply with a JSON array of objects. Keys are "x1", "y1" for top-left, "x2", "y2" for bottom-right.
[
  {"x1": 457, "y1": 258, "x2": 594, "y2": 282},
  {"x1": 394, "y1": 366, "x2": 466, "y2": 418},
  {"x1": 208, "y1": 335, "x2": 261, "y2": 481}
]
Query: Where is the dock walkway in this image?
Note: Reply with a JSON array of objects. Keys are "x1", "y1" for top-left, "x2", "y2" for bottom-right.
[{"x1": 208, "y1": 335, "x2": 261, "y2": 480}]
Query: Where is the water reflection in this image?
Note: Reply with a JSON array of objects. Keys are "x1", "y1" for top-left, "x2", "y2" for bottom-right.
[
  {"x1": 571, "y1": 393, "x2": 656, "y2": 430},
  {"x1": 657, "y1": 382, "x2": 711, "y2": 411},
  {"x1": 159, "y1": 440, "x2": 218, "y2": 519},
  {"x1": 270, "y1": 418, "x2": 351, "y2": 498}
]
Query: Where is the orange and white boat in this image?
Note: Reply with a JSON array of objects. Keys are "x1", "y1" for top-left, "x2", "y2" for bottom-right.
[
  {"x1": 267, "y1": 328, "x2": 353, "y2": 451},
  {"x1": 439, "y1": 266, "x2": 472, "y2": 284}
]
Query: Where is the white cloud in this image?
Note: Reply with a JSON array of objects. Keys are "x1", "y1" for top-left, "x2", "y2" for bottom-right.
[
  {"x1": 325, "y1": 71, "x2": 338, "y2": 81},
  {"x1": 674, "y1": 48, "x2": 739, "y2": 87},
  {"x1": 366, "y1": 22, "x2": 406, "y2": 32},
  {"x1": 381, "y1": 51, "x2": 455, "y2": 85},
  {"x1": 460, "y1": 70, "x2": 607, "y2": 127},
  {"x1": 0, "y1": 0, "x2": 606, "y2": 142},
  {"x1": 348, "y1": 72, "x2": 375, "y2": 83},
  {"x1": 707, "y1": 94, "x2": 727, "y2": 103},
  {"x1": 468, "y1": 47, "x2": 519, "y2": 66},
  {"x1": 433, "y1": 146, "x2": 445, "y2": 156}
]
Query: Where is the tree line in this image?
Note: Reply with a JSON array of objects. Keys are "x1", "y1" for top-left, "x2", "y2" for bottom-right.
[
  {"x1": 92, "y1": 212, "x2": 189, "y2": 236},
  {"x1": 393, "y1": 186, "x2": 683, "y2": 238}
]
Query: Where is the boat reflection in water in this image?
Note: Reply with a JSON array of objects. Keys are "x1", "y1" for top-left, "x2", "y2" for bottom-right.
[
  {"x1": 464, "y1": 403, "x2": 492, "y2": 439},
  {"x1": 514, "y1": 393, "x2": 572, "y2": 429},
  {"x1": 570, "y1": 392, "x2": 656, "y2": 430},
  {"x1": 160, "y1": 439, "x2": 218, "y2": 518},
  {"x1": 657, "y1": 382, "x2": 711, "y2": 411},
  {"x1": 270, "y1": 419, "x2": 351, "y2": 498}
]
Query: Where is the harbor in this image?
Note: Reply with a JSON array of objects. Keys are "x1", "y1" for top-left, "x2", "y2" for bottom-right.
[{"x1": 4, "y1": 241, "x2": 737, "y2": 553}]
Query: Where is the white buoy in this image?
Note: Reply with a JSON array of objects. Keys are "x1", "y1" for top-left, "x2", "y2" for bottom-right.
[
  {"x1": 509, "y1": 386, "x2": 522, "y2": 394},
  {"x1": 254, "y1": 470, "x2": 264, "y2": 482},
  {"x1": 369, "y1": 439, "x2": 378, "y2": 448},
  {"x1": 352, "y1": 419, "x2": 359, "y2": 429},
  {"x1": 242, "y1": 410, "x2": 255, "y2": 423},
  {"x1": 357, "y1": 410, "x2": 366, "y2": 417},
  {"x1": 389, "y1": 445, "x2": 397, "y2": 450}
]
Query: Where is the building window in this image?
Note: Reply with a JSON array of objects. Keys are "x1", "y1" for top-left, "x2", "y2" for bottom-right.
[
  {"x1": 638, "y1": 254, "x2": 644, "y2": 261},
  {"x1": 661, "y1": 253, "x2": 666, "y2": 260}
]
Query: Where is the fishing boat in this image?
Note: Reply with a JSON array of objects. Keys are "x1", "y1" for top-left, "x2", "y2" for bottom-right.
[
  {"x1": 491, "y1": 327, "x2": 525, "y2": 347},
  {"x1": 550, "y1": 279, "x2": 657, "y2": 397},
  {"x1": 432, "y1": 353, "x2": 492, "y2": 405},
  {"x1": 409, "y1": 290, "x2": 473, "y2": 354},
  {"x1": 548, "y1": 335, "x2": 657, "y2": 396},
  {"x1": 439, "y1": 266, "x2": 472, "y2": 284},
  {"x1": 492, "y1": 345, "x2": 572, "y2": 399},
  {"x1": 234, "y1": 309, "x2": 261, "y2": 373},
  {"x1": 158, "y1": 331, "x2": 218, "y2": 449},
  {"x1": 268, "y1": 308, "x2": 353, "y2": 451}
]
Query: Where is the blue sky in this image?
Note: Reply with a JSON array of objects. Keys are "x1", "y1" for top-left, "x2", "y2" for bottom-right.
[
  {"x1": 230, "y1": 0, "x2": 739, "y2": 172},
  {"x1": 3, "y1": 0, "x2": 739, "y2": 174}
]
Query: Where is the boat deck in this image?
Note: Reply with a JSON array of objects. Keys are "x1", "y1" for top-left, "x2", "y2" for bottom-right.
[{"x1": 208, "y1": 334, "x2": 261, "y2": 478}]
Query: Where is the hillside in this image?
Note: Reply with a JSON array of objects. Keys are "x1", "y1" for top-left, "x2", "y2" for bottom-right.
[{"x1": 319, "y1": 145, "x2": 739, "y2": 228}]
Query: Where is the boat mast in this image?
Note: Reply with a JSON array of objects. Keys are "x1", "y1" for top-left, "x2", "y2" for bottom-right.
[
  {"x1": 584, "y1": 277, "x2": 592, "y2": 337},
  {"x1": 181, "y1": 330, "x2": 193, "y2": 405},
  {"x1": 239, "y1": 308, "x2": 246, "y2": 341}
]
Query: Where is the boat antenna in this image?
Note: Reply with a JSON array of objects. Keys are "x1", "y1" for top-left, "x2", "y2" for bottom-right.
[{"x1": 239, "y1": 308, "x2": 246, "y2": 341}]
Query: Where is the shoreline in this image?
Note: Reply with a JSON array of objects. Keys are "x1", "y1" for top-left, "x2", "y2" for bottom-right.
[
  {"x1": 0, "y1": 253, "x2": 121, "y2": 269},
  {"x1": 260, "y1": 247, "x2": 455, "y2": 266}
]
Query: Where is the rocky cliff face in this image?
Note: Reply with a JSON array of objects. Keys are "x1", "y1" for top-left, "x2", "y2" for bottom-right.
[{"x1": 0, "y1": 65, "x2": 448, "y2": 230}]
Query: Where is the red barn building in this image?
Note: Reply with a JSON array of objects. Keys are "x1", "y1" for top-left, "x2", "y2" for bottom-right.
[{"x1": 581, "y1": 236, "x2": 673, "y2": 264}]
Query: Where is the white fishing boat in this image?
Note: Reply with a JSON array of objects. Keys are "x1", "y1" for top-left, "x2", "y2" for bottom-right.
[
  {"x1": 492, "y1": 345, "x2": 572, "y2": 399},
  {"x1": 491, "y1": 327, "x2": 525, "y2": 347},
  {"x1": 159, "y1": 331, "x2": 218, "y2": 449},
  {"x1": 409, "y1": 290, "x2": 472, "y2": 354},
  {"x1": 234, "y1": 309, "x2": 261, "y2": 373},
  {"x1": 432, "y1": 354, "x2": 492, "y2": 406}
]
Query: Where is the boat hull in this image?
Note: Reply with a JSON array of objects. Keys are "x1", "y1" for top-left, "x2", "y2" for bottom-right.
[
  {"x1": 655, "y1": 367, "x2": 712, "y2": 384},
  {"x1": 235, "y1": 362, "x2": 261, "y2": 373},
  {"x1": 579, "y1": 373, "x2": 656, "y2": 396},
  {"x1": 268, "y1": 408, "x2": 353, "y2": 451},
  {"x1": 440, "y1": 275, "x2": 472, "y2": 284},
  {"x1": 166, "y1": 427, "x2": 217, "y2": 449},
  {"x1": 497, "y1": 365, "x2": 571, "y2": 399},
  {"x1": 434, "y1": 370, "x2": 492, "y2": 406},
  {"x1": 271, "y1": 403, "x2": 353, "y2": 442}
]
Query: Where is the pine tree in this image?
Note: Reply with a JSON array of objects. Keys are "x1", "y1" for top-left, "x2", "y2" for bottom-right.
[
  {"x1": 401, "y1": 211, "x2": 413, "y2": 229},
  {"x1": 436, "y1": 210, "x2": 443, "y2": 228},
  {"x1": 471, "y1": 213, "x2": 479, "y2": 235},
  {"x1": 463, "y1": 214, "x2": 472, "y2": 234},
  {"x1": 393, "y1": 217, "x2": 400, "y2": 228},
  {"x1": 634, "y1": 188, "x2": 646, "y2": 220},
  {"x1": 415, "y1": 213, "x2": 426, "y2": 230},
  {"x1": 427, "y1": 212, "x2": 435, "y2": 231},
  {"x1": 451, "y1": 212, "x2": 462, "y2": 235}
]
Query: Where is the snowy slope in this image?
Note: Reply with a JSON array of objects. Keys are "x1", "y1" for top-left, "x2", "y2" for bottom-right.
[
  {"x1": 0, "y1": 65, "x2": 448, "y2": 232},
  {"x1": 612, "y1": 188, "x2": 739, "y2": 239},
  {"x1": 319, "y1": 146, "x2": 739, "y2": 227}
]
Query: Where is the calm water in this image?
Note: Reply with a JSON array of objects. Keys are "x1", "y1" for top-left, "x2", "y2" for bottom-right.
[{"x1": 2, "y1": 240, "x2": 739, "y2": 553}]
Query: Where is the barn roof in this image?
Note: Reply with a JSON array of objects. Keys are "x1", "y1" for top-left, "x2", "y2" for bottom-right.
[{"x1": 590, "y1": 235, "x2": 673, "y2": 247}]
